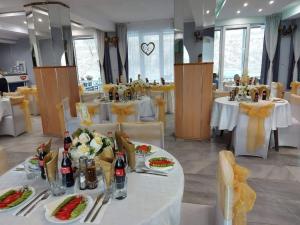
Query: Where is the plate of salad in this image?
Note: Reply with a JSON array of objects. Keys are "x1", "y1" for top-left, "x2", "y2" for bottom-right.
[
  {"x1": 0, "y1": 186, "x2": 35, "y2": 212},
  {"x1": 25, "y1": 156, "x2": 40, "y2": 170},
  {"x1": 45, "y1": 194, "x2": 91, "y2": 223},
  {"x1": 145, "y1": 157, "x2": 175, "y2": 171},
  {"x1": 135, "y1": 144, "x2": 158, "y2": 156}
]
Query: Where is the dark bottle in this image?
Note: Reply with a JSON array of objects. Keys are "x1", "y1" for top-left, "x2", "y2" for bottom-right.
[
  {"x1": 145, "y1": 78, "x2": 149, "y2": 83},
  {"x1": 129, "y1": 78, "x2": 132, "y2": 83},
  {"x1": 38, "y1": 144, "x2": 47, "y2": 179},
  {"x1": 161, "y1": 77, "x2": 165, "y2": 85},
  {"x1": 114, "y1": 153, "x2": 126, "y2": 189},
  {"x1": 128, "y1": 91, "x2": 132, "y2": 100},
  {"x1": 236, "y1": 80, "x2": 240, "y2": 86},
  {"x1": 254, "y1": 92, "x2": 259, "y2": 102},
  {"x1": 61, "y1": 151, "x2": 74, "y2": 187},
  {"x1": 116, "y1": 78, "x2": 119, "y2": 85},
  {"x1": 262, "y1": 91, "x2": 267, "y2": 100},
  {"x1": 115, "y1": 92, "x2": 120, "y2": 101},
  {"x1": 109, "y1": 91, "x2": 113, "y2": 101},
  {"x1": 64, "y1": 131, "x2": 72, "y2": 151}
]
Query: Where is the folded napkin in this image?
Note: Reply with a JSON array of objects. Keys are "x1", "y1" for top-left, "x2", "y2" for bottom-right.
[
  {"x1": 44, "y1": 150, "x2": 58, "y2": 183},
  {"x1": 121, "y1": 136, "x2": 136, "y2": 170},
  {"x1": 36, "y1": 139, "x2": 52, "y2": 155},
  {"x1": 115, "y1": 131, "x2": 129, "y2": 151}
]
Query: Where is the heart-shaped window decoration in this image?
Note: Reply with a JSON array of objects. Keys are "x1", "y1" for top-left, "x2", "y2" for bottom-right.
[{"x1": 141, "y1": 42, "x2": 155, "y2": 56}]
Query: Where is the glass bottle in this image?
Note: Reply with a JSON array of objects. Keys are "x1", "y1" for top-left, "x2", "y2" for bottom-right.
[{"x1": 61, "y1": 151, "x2": 74, "y2": 187}]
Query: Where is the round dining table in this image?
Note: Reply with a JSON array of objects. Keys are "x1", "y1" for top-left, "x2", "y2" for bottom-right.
[
  {"x1": 0, "y1": 97, "x2": 12, "y2": 122},
  {"x1": 211, "y1": 96, "x2": 292, "y2": 131},
  {"x1": 0, "y1": 144, "x2": 184, "y2": 225}
]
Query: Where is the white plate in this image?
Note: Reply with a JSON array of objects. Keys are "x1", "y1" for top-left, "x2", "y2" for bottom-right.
[
  {"x1": 145, "y1": 157, "x2": 175, "y2": 172},
  {"x1": 45, "y1": 194, "x2": 92, "y2": 224},
  {"x1": 24, "y1": 156, "x2": 40, "y2": 171},
  {"x1": 0, "y1": 186, "x2": 35, "y2": 212},
  {"x1": 133, "y1": 142, "x2": 159, "y2": 156}
]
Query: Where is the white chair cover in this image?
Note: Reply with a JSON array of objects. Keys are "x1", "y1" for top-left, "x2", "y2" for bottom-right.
[
  {"x1": 233, "y1": 108, "x2": 273, "y2": 159},
  {"x1": 270, "y1": 82, "x2": 278, "y2": 98},
  {"x1": 278, "y1": 94, "x2": 300, "y2": 148},
  {"x1": 120, "y1": 122, "x2": 164, "y2": 148},
  {"x1": 62, "y1": 98, "x2": 80, "y2": 134},
  {"x1": 88, "y1": 123, "x2": 120, "y2": 138}
]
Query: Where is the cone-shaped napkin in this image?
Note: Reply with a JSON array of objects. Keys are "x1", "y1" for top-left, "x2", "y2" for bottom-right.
[
  {"x1": 115, "y1": 131, "x2": 129, "y2": 151},
  {"x1": 44, "y1": 151, "x2": 58, "y2": 183},
  {"x1": 121, "y1": 136, "x2": 136, "y2": 170}
]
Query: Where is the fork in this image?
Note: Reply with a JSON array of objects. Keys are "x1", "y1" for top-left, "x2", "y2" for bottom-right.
[
  {"x1": 90, "y1": 193, "x2": 110, "y2": 222},
  {"x1": 23, "y1": 192, "x2": 50, "y2": 216}
]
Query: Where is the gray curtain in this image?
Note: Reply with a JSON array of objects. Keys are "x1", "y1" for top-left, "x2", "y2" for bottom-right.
[
  {"x1": 287, "y1": 34, "x2": 295, "y2": 89},
  {"x1": 94, "y1": 29, "x2": 106, "y2": 83},
  {"x1": 260, "y1": 41, "x2": 269, "y2": 84},
  {"x1": 103, "y1": 33, "x2": 113, "y2": 84},
  {"x1": 116, "y1": 23, "x2": 128, "y2": 82}
]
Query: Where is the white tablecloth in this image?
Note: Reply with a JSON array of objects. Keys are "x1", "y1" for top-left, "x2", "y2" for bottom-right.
[
  {"x1": 0, "y1": 146, "x2": 184, "y2": 225},
  {"x1": 211, "y1": 97, "x2": 292, "y2": 131},
  {"x1": 0, "y1": 98, "x2": 12, "y2": 122},
  {"x1": 164, "y1": 91, "x2": 175, "y2": 114},
  {"x1": 96, "y1": 96, "x2": 155, "y2": 122}
]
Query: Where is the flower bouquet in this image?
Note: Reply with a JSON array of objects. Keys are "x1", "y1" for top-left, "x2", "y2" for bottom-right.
[
  {"x1": 69, "y1": 128, "x2": 114, "y2": 167},
  {"x1": 130, "y1": 79, "x2": 150, "y2": 96},
  {"x1": 237, "y1": 85, "x2": 251, "y2": 102}
]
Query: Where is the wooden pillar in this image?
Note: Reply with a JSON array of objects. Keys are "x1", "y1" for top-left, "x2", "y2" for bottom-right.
[
  {"x1": 175, "y1": 63, "x2": 213, "y2": 140},
  {"x1": 34, "y1": 66, "x2": 79, "y2": 137}
]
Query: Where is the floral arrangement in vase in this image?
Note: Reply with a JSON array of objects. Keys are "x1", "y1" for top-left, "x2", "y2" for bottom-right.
[
  {"x1": 237, "y1": 85, "x2": 251, "y2": 101},
  {"x1": 70, "y1": 128, "x2": 113, "y2": 167}
]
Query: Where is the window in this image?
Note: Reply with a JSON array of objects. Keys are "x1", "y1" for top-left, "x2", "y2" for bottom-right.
[
  {"x1": 127, "y1": 21, "x2": 174, "y2": 82},
  {"x1": 214, "y1": 25, "x2": 265, "y2": 83},
  {"x1": 248, "y1": 26, "x2": 265, "y2": 77},
  {"x1": 223, "y1": 28, "x2": 246, "y2": 79},
  {"x1": 74, "y1": 38, "x2": 101, "y2": 91},
  {"x1": 213, "y1": 30, "x2": 221, "y2": 74}
]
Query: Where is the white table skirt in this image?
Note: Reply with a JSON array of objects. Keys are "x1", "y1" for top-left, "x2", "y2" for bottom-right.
[
  {"x1": 96, "y1": 96, "x2": 155, "y2": 122},
  {"x1": 0, "y1": 146, "x2": 184, "y2": 225},
  {"x1": 211, "y1": 97, "x2": 292, "y2": 131},
  {"x1": 0, "y1": 98, "x2": 12, "y2": 122}
]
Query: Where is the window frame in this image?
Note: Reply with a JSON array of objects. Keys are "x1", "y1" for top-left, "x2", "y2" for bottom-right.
[{"x1": 215, "y1": 24, "x2": 265, "y2": 89}]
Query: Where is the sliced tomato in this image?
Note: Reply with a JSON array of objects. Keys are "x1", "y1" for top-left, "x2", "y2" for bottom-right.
[
  {"x1": 1, "y1": 192, "x2": 22, "y2": 204},
  {"x1": 55, "y1": 211, "x2": 70, "y2": 220},
  {"x1": 0, "y1": 203, "x2": 7, "y2": 208}
]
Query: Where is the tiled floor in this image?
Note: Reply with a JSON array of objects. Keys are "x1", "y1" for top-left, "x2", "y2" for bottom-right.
[{"x1": 0, "y1": 115, "x2": 300, "y2": 225}]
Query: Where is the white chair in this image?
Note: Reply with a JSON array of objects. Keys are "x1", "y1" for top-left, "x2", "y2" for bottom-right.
[
  {"x1": 120, "y1": 122, "x2": 164, "y2": 148},
  {"x1": 62, "y1": 98, "x2": 80, "y2": 134},
  {"x1": 270, "y1": 82, "x2": 284, "y2": 99},
  {"x1": 278, "y1": 94, "x2": 300, "y2": 148},
  {"x1": 233, "y1": 104, "x2": 274, "y2": 159},
  {"x1": 87, "y1": 123, "x2": 120, "y2": 137},
  {"x1": 77, "y1": 102, "x2": 102, "y2": 124}
]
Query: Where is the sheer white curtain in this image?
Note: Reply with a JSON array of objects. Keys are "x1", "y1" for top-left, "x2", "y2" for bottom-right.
[
  {"x1": 127, "y1": 19, "x2": 174, "y2": 82},
  {"x1": 265, "y1": 14, "x2": 281, "y2": 85},
  {"x1": 293, "y1": 20, "x2": 300, "y2": 81}
]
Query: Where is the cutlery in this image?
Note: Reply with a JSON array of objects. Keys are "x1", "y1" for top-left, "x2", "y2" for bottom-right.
[
  {"x1": 135, "y1": 170, "x2": 168, "y2": 176},
  {"x1": 16, "y1": 189, "x2": 48, "y2": 216},
  {"x1": 90, "y1": 193, "x2": 110, "y2": 222},
  {"x1": 23, "y1": 192, "x2": 50, "y2": 216},
  {"x1": 84, "y1": 194, "x2": 103, "y2": 222}
]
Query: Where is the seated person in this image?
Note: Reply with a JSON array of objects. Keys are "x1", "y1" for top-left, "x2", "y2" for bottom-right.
[
  {"x1": 0, "y1": 70, "x2": 8, "y2": 96},
  {"x1": 213, "y1": 73, "x2": 219, "y2": 89}
]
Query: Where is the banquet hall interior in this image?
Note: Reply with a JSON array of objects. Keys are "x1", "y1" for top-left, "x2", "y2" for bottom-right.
[{"x1": 0, "y1": 0, "x2": 300, "y2": 224}]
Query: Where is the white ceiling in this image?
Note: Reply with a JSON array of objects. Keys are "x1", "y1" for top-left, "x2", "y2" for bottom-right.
[{"x1": 0, "y1": 0, "x2": 299, "y2": 43}]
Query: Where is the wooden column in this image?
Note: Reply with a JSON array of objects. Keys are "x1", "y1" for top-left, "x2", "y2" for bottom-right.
[
  {"x1": 175, "y1": 63, "x2": 213, "y2": 140},
  {"x1": 34, "y1": 66, "x2": 79, "y2": 137}
]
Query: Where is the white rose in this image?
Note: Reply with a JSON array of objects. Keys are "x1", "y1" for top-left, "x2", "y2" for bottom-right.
[
  {"x1": 72, "y1": 137, "x2": 79, "y2": 146},
  {"x1": 78, "y1": 144, "x2": 90, "y2": 154},
  {"x1": 90, "y1": 137, "x2": 103, "y2": 152},
  {"x1": 79, "y1": 133, "x2": 90, "y2": 144}
]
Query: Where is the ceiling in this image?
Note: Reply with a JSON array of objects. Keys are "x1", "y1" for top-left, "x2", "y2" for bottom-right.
[{"x1": 0, "y1": 0, "x2": 299, "y2": 44}]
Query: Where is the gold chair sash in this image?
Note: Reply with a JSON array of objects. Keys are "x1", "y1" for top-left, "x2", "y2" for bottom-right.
[
  {"x1": 219, "y1": 151, "x2": 256, "y2": 225},
  {"x1": 76, "y1": 103, "x2": 93, "y2": 127},
  {"x1": 10, "y1": 97, "x2": 32, "y2": 132},
  {"x1": 103, "y1": 84, "x2": 116, "y2": 93},
  {"x1": 111, "y1": 103, "x2": 136, "y2": 123},
  {"x1": 276, "y1": 82, "x2": 284, "y2": 98},
  {"x1": 78, "y1": 84, "x2": 84, "y2": 96},
  {"x1": 56, "y1": 103, "x2": 66, "y2": 137},
  {"x1": 290, "y1": 94, "x2": 300, "y2": 104},
  {"x1": 3, "y1": 92, "x2": 21, "y2": 97},
  {"x1": 290, "y1": 81, "x2": 300, "y2": 94},
  {"x1": 150, "y1": 84, "x2": 175, "y2": 92},
  {"x1": 240, "y1": 103, "x2": 274, "y2": 152},
  {"x1": 155, "y1": 96, "x2": 166, "y2": 125}
]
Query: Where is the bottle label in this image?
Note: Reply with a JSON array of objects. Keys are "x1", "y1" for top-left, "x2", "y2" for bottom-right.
[
  {"x1": 115, "y1": 168, "x2": 125, "y2": 177},
  {"x1": 39, "y1": 160, "x2": 44, "y2": 167},
  {"x1": 61, "y1": 167, "x2": 71, "y2": 174}
]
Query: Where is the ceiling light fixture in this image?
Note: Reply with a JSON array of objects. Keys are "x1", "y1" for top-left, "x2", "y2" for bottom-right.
[
  {"x1": 269, "y1": 0, "x2": 274, "y2": 5},
  {"x1": 243, "y1": 2, "x2": 248, "y2": 7},
  {"x1": 237, "y1": 10, "x2": 241, "y2": 14},
  {"x1": 206, "y1": 10, "x2": 210, "y2": 14},
  {"x1": 23, "y1": 21, "x2": 27, "y2": 24},
  {"x1": 38, "y1": 18, "x2": 42, "y2": 22},
  {"x1": 258, "y1": 8, "x2": 263, "y2": 12}
]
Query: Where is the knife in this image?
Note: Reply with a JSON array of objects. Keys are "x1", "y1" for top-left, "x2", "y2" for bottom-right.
[
  {"x1": 135, "y1": 170, "x2": 168, "y2": 176},
  {"x1": 16, "y1": 189, "x2": 48, "y2": 216},
  {"x1": 84, "y1": 194, "x2": 103, "y2": 222}
]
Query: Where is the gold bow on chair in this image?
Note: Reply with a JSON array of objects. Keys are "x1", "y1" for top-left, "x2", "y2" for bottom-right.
[
  {"x1": 150, "y1": 84, "x2": 175, "y2": 92},
  {"x1": 16, "y1": 87, "x2": 31, "y2": 100},
  {"x1": 290, "y1": 81, "x2": 300, "y2": 94},
  {"x1": 111, "y1": 103, "x2": 136, "y2": 123},
  {"x1": 103, "y1": 84, "x2": 116, "y2": 93},
  {"x1": 78, "y1": 84, "x2": 84, "y2": 96},
  {"x1": 76, "y1": 103, "x2": 93, "y2": 127},
  {"x1": 240, "y1": 102, "x2": 275, "y2": 152},
  {"x1": 155, "y1": 96, "x2": 166, "y2": 125},
  {"x1": 87, "y1": 104, "x2": 100, "y2": 118},
  {"x1": 10, "y1": 96, "x2": 32, "y2": 132},
  {"x1": 56, "y1": 103, "x2": 66, "y2": 137},
  {"x1": 219, "y1": 151, "x2": 256, "y2": 225},
  {"x1": 276, "y1": 82, "x2": 284, "y2": 98}
]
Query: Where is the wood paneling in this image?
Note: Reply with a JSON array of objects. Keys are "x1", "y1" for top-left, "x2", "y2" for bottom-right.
[
  {"x1": 34, "y1": 66, "x2": 79, "y2": 137},
  {"x1": 174, "y1": 63, "x2": 213, "y2": 140}
]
